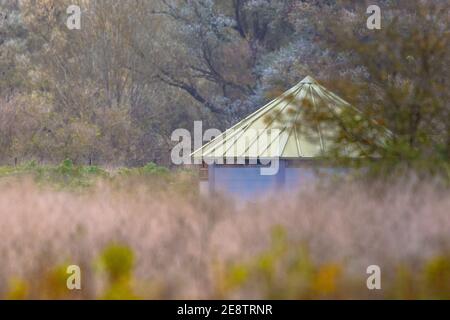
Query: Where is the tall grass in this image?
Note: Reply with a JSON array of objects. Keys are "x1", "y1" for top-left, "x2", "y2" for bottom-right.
[{"x1": 0, "y1": 172, "x2": 448, "y2": 299}]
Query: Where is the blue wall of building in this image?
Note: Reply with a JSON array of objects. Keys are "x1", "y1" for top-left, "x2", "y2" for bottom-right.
[{"x1": 207, "y1": 161, "x2": 333, "y2": 201}]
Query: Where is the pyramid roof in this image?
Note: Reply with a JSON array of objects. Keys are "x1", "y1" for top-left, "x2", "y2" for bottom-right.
[{"x1": 192, "y1": 76, "x2": 385, "y2": 160}]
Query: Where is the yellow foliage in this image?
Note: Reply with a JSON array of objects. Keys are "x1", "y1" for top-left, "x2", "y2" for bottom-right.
[
  {"x1": 7, "y1": 278, "x2": 28, "y2": 300},
  {"x1": 423, "y1": 256, "x2": 450, "y2": 299},
  {"x1": 312, "y1": 264, "x2": 342, "y2": 297}
]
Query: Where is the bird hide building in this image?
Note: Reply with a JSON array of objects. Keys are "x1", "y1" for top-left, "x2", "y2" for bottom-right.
[{"x1": 191, "y1": 76, "x2": 386, "y2": 200}]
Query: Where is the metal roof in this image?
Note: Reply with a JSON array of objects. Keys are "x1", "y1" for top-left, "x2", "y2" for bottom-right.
[{"x1": 192, "y1": 76, "x2": 383, "y2": 160}]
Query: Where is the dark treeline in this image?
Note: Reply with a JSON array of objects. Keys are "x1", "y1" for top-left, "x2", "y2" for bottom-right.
[{"x1": 0, "y1": 0, "x2": 448, "y2": 176}]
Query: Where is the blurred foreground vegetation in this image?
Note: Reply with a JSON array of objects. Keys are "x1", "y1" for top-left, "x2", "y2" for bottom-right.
[
  {"x1": 5, "y1": 231, "x2": 450, "y2": 300},
  {"x1": 0, "y1": 164, "x2": 448, "y2": 300}
]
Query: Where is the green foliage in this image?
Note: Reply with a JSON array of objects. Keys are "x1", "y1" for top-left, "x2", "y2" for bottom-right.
[
  {"x1": 98, "y1": 244, "x2": 139, "y2": 300},
  {"x1": 117, "y1": 162, "x2": 170, "y2": 177},
  {"x1": 141, "y1": 162, "x2": 170, "y2": 175},
  {"x1": 99, "y1": 244, "x2": 134, "y2": 283},
  {"x1": 58, "y1": 159, "x2": 74, "y2": 175},
  {"x1": 22, "y1": 160, "x2": 108, "y2": 191},
  {"x1": 0, "y1": 160, "x2": 186, "y2": 191}
]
